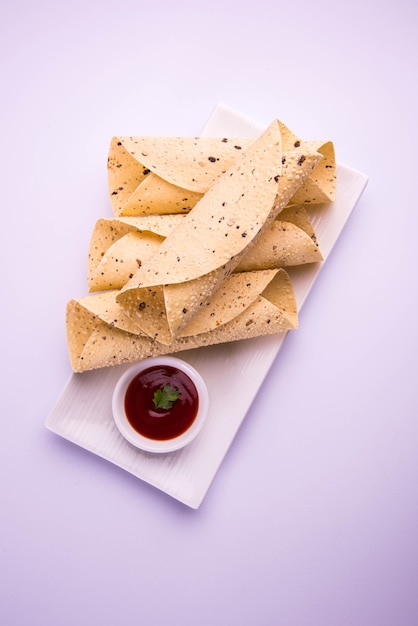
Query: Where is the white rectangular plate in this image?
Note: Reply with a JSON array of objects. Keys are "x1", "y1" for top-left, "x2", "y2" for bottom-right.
[{"x1": 46, "y1": 103, "x2": 368, "y2": 509}]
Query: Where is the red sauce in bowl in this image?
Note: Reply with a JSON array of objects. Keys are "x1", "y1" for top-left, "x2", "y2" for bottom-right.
[{"x1": 124, "y1": 364, "x2": 199, "y2": 441}]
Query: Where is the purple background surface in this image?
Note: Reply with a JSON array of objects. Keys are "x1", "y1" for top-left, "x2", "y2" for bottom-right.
[{"x1": 1, "y1": 1, "x2": 417, "y2": 624}]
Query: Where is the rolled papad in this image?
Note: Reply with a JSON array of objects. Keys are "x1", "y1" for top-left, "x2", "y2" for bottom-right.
[
  {"x1": 78, "y1": 269, "x2": 282, "y2": 339},
  {"x1": 116, "y1": 121, "x2": 322, "y2": 342},
  {"x1": 87, "y1": 205, "x2": 322, "y2": 292},
  {"x1": 87, "y1": 214, "x2": 185, "y2": 292},
  {"x1": 66, "y1": 117, "x2": 336, "y2": 374},
  {"x1": 67, "y1": 269, "x2": 297, "y2": 373},
  {"x1": 108, "y1": 124, "x2": 335, "y2": 216}
]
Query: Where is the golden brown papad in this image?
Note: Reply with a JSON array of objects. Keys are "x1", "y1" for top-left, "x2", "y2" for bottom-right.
[
  {"x1": 76, "y1": 269, "x2": 283, "y2": 338},
  {"x1": 115, "y1": 121, "x2": 322, "y2": 343},
  {"x1": 87, "y1": 214, "x2": 185, "y2": 291},
  {"x1": 108, "y1": 124, "x2": 335, "y2": 216},
  {"x1": 87, "y1": 205, "x2": 322, "y2": 292},
  {"x1": 66, "y1": 269, "x2": 297, "y2": 373}
]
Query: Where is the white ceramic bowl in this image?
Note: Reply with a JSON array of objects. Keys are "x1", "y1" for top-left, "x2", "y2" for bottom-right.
[{"x1": 112, "y1": 356, "x2": 209, "y2": 453}]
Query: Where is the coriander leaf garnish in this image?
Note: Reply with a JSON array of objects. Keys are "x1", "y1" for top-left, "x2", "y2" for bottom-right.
[{"x1": 153, "y1": 384, "x2": 180, "y2": 410}]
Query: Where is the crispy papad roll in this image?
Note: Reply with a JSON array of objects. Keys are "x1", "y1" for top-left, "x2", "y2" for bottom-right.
[
  {"x1": 67, "y1": 269, "x2": 297, "y2": 373},
  {"x1": 87, "y1": 205, "x2": 322, "y2": 292},
  {"x1": 108, "y1": 124, "x2": 335, "y2": 216},
  {"x1": 87, "y1": 214, "x2": 185, "y2": 292}
]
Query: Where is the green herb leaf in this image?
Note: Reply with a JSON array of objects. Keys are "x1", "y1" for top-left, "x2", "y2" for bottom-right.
[{"x1": 153, "y1": 384, "x2": 180, "y2": 410}]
